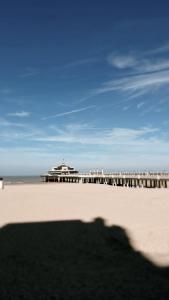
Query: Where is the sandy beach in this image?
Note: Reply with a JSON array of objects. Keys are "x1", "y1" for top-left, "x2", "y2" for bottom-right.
[
  {"x1": 1, "y1": 183, "x2": 169, "y2": 299},
  {"x1": 1, "y1": 183, "x2": 169, "y2": 266}
]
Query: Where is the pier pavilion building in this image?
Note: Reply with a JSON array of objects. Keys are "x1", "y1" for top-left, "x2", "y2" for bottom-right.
[{"x1": 41, "y1": 164, "x2": 169, "y2": 188}]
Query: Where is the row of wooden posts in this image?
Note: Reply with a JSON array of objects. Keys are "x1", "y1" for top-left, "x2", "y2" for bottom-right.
[{"x1": 43, "y1": 175, "x2": 169, "y2": 188}]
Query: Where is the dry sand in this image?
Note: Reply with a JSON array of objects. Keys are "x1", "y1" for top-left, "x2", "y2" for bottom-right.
[
  {"x1": 1, "y1": 183, "x2": 169, "y2": 266},
  {"x1": 1, "y1": 183, "x2": 169, "y2": 299}
]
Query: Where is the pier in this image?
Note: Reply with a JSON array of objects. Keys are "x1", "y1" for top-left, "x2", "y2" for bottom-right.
[{"x1": 41, "y1": 172, "x2": 169, "y2": 188}]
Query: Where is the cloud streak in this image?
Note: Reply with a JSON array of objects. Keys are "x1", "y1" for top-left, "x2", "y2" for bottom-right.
[
  {"x1": 95, "y1": 69, "x2": 169, "y2": 96},
  {"x1": 145, "y1": 42, "x2": 169, "y2": 55},
  {"x1": 33, "y1": 124, "x2": 159, "y2": 146},
  {"x1": 42, "y1": 105, "x2": 95, "y2": 120},
  {"x1": 75, "y1": 42, "x2": 169, "y2": 107},
  {"x1": 0, "y1": 118, "x2": 26, "y2": 127},
  {"x1": 55, "y1": 57, "x2": 99, "y2": 71},
  {"x1": 7, "y1": 111, "x2": 31, "y2": 117},
  {"x1": 107, "y1": 53, "x2": 169, "y2": 74},
  {"x1": 1, "y1": 119, "x2": 169, "y2": 171},
  {"x1": 107, "y1": 54, "x2": 137, "y2": 69}
]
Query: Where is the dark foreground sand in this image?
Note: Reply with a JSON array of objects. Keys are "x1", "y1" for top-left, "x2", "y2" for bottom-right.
[{"x1": 0, "y1": 184, "x2": 169, "y2": 299}]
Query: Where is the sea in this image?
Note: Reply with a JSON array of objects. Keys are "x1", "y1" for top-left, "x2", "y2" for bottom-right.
[{"x1": 3, "y1": 176, "x2": 42, "y2": 185}]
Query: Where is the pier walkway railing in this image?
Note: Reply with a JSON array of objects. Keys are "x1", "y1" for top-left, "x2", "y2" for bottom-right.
[{"x1": 41, "y1": 172, "x2": 169, "y2": 188}]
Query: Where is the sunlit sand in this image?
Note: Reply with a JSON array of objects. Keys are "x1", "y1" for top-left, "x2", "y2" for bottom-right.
[{"x1": 1, "y1": 183, "x2": 169, "y2": 266}]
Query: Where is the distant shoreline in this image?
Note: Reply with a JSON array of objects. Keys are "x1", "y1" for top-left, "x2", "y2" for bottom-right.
[{"x1": 3, "y1": 176, "x2": 42, "y2": 185}]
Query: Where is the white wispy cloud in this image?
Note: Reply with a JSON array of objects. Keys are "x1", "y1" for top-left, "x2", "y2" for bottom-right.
[
  {"x1": 107, "y1": 53, "x2": 137, "y2": 69},
  {"x1": 1, "y1": 120, "x2": 169, "y2": 171},
  {"x1": 135, "y1": 58, "x2": 169, "y2": 73},
  {"x1": 56, "y1": 57, "x2": 99, "y2": 71},
  {"x1": 0, "y1": 119, "x2": 45, "y2": 142},
  {"x1": 7, "y1": 111, "x2": 31, "y2": 118},
  {"x1": 95, "y1": 69, "x2": 169, "y2": 96},
  {"x1": 0, "y1": 118, "x2": 26, "y2": 127},
  {"x1": 145, "y1": 42, "x2": 169, "y2": 55},
  {"x1": 124, "y1": 90, "x2": 148, "y2": 101},
  {"x1": 42, "y1": 105, "x2": 95, "y2": 120},
  {"x1": 140, "y1": 103, "x2": 164, "y2": 116},
  {"x1": 33, "y1": 124, "x2": 159, "y2": 146},
  {"x1": 76, "y1": 42, "x2": 169, "y2": 107},
  {"x1": 123, "y1": 106, "x2": 130, "y2": 111},
  {"x1": 104, "y1": 43, "x2": 169, "y2": 101},
  {"x1": 107, "y1": 52, "x2": 169, "y2": 73},
  {"x1": 137, "y1": 102, "x2": 144, "y2": 109}
]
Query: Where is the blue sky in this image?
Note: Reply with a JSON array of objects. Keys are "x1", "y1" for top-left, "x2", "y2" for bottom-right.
[{"x1": 1, "y1": 0, "x2": 169, "y2": 175}]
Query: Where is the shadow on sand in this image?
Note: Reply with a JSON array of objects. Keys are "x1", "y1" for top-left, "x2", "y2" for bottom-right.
[{"x1": 0, "y1": 218, "x2": 169, "y2": 299}]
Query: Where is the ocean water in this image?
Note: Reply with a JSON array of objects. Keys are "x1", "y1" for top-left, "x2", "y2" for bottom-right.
[{"x1": 3, "y1": 176, "x2": 42, "y2": 185}]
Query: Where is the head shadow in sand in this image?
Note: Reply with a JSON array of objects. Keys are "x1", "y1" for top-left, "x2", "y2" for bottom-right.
[{"x1": 0, "y1": 217, "x2": 169, "y2": 300}]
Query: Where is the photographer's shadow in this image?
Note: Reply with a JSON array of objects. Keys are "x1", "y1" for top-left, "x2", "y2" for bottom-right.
[{"x1": 0, "y1": 217, "x2": 169, "y2": 299}]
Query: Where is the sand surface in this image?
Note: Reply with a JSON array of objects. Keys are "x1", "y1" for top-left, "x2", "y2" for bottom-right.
[
  {"x1": 1, "y1": 183, "x2": 169, "y2": 266},
  {"x1": 1, "y1": 183, "x2": 169, "y2": 299}
]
